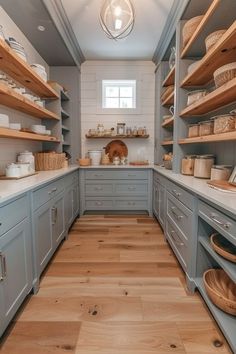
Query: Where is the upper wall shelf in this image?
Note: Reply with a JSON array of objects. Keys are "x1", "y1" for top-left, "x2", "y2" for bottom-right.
[
  {"x1": 181, "y1": 0, "x2": 220, "y2": 58},
  {"x1": 179, "y1": 131, "x2": 236, "y2": 144},
  {"x1": 86, "y1": 135, "x2": 150, "y2": 139},
  {"x1": 0, "y1": 39, "x2": 58, "y2": 99},
  {"x1": 180, "y1": 77, "x2": 236, "y2": 117},
  {"x1": 0, "y1": 83, "x2": 60, "y2": 120},
  {"x1": 0, "y1": 127, "x2": 60, "y2": 142},
  {"x1": 162, "y1": 66, "x2": 175, "y2": 87},
  {"x1": 181, "y1": 21, "x2": 236, "y2": 87}
]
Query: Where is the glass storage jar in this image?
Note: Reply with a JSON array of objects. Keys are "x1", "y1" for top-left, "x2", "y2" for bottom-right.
[
  {"x1": 188, "y1": 123, "x2": 199, "y2": 138},
  {"x1": 181, "y1": 155, "x2": 196, "y2": 175},
  {"x1": 199, "y1": 120, "x2": 214, "y2": 136},
  {"x1": 194, "y1": 155, "x2": 215, "y2": 179}
]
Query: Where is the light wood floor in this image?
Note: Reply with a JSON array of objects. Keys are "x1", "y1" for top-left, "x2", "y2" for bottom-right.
[{"x1": 0, "y1": 215, "x2": 232, "y2": 353}]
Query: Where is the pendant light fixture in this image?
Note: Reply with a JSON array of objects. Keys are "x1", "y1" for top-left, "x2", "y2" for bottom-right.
[{"x1": 99, "y1": 0, "x2": 135, "y2": 40}]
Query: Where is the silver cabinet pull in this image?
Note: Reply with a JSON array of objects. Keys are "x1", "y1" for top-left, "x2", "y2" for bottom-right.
[
  {"x1": 210, "y1": 213, "x2": 230, "y2": 229},
  {"x1": 95, "y1": 201, "x2": 103, "y2": 206},
  {"x1": 94, "y1": 174, "x2": 103, "y2": 178},
  {"x1": 0, "y1": 252, "x2": 6, "y2": 281},
  {"x1": 172, "y1": 189, "x2": 181, "y2": 198},
  {"x1": 170, "y1": 230, "x2": 184, "y2": 246},
  {"x1": 51, "y1": 207, "x2": 57, "y2": 225},
  {"x1": 48, "y1": 188, "x2": 57, "y2": 195},
  {"x1": 95, "y1": 187, "x2": 103, "y2": 191},
  {"x1": 128, "y1": 174, "x2": 136, "y2": 177},
  {"x1": 171, "y1": 206, "x2": 183, "y2": 220},
  {"x1": 128, "y1": 186, "x2": 136, "y2": 191},
  {"x1": 128, "y1": 202, "x2": 136, "y2": 206}
]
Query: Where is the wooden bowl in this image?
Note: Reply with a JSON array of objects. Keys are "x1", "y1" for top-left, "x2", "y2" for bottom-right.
[
  {"x1": 203, "y1": 269, "x2": 236, "y2": 316},
  {"x1": 78, "y1": 158, "x2": 91, "y2": 166},
  {"x1": 210, "y1": 233, "x2": 236, "y2": 263},
  {"x1": 182, "y1": 15, "x2": 204, "y2": 47}
]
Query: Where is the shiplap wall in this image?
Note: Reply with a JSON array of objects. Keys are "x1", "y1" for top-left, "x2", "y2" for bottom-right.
[
  {"x1": 0, "y1": 7, "x2": 49, "y2": 174},
  {"x1": 81, "y1": 61, "x2": 155, "y2": 163}
]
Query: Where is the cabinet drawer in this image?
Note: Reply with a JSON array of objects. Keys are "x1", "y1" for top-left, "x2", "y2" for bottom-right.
[
  {"x1": 198, "y1": 200, "x2": 236, "y2": 245},
  {"x1": 153, "y1": 172, "x2": 166, "y2": 186},
  {"x1": 115, "y1": 183, "x2": 148, "y2": 195},
  {"x1": 166, "y1": 191, "x2": 193, "y2": 243},
  {"x1": 0, "y1": 195, "x2": 28, "y2": 237},
  {"x1": 85, "y1": 183, "x2": 113, "y2": 196},
  {"x1": 64, "y1": 171, "x2": 78, "y2": 188},
  {"x1": 166, "y1": 217, "x2": 187, "y2": 271},
  {"x1": 115, "y1": 199, "x2": 148, "y2": 209},
  {"x1": 85, "y1": 170, "x2": 148, "y2": 180},
  {"x1": 85, "y1": 199, "x2": 114, "y2": 209},
  {"x1": 166, "y1": 180, "x2": 194, "y2": 211},
  {"x1": 32, "y1": 178, "x2": 64, "y2": 210}
]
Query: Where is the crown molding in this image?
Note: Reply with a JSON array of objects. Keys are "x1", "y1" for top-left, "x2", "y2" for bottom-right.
[
  {"x1": 42, "y1": 0, "x2": 85, "y2": 67},
  {"x1": 152, "y1": 0, "x2": 190, "y2": 65}
]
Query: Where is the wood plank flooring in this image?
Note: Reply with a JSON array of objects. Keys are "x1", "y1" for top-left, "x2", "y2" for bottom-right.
[{"x1": 0, "y1": 215, "x2": 232, "y2": 353}]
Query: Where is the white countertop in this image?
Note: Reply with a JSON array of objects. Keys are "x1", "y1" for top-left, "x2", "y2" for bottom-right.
[
  {"x1": 0, "y1": 165, "x2": 79, "y2": 205},
  {"x1": 79, "y1": 164, "x2": 152, "y2": 169},
  {"x1": 153, "y1": 165, "x2": 236, "y2": 217}
]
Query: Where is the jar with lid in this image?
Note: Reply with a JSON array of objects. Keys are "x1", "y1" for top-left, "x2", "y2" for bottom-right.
[
  {"x1": 194, "y1": 155, "x2": 215, "y2": 179},
  {"x1": 132, "y1": 126, "x2": 138, "y2": 136},
  {"x1": 188, "y1": 123, "x2": 199, "y2": 138},
  {"x1": 17, "y1": 151, "x2": 35, "y2": 172},
  {"x1": 199, "y1": 120, "x2": 214, "y2": 136},
  {"x1": 181, "y1": 155, "x2": 196, "y2": 175},
  {"x1": 126, "y1": 127, "x2": 132, "y2": 136},
  {"x1": 210, "y1": 165, "x2": 232, "y2": 181},
  {"x1": 97, "y1": 124, "x2": 104, "y2": 135},
  {"x1": 117, "y1": 123, "x2": 126, "y2": 135}
]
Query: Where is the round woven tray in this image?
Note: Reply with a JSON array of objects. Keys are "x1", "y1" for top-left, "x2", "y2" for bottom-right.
[
  {"x1": 210, "y1": 233, "x2": 236, "y2": 263},
  {"x1": 182, "y1": 15, "x2": 204, "y2": 47},
  {"x1": 214, "y1": 62, "x2": 236, "y2": 88},
  {"x1": 203, "y1": 269, "x2": 236, "y2": 316},
  {"x1": 205, "y1": 29, "x2": 226, "y2": 52}
]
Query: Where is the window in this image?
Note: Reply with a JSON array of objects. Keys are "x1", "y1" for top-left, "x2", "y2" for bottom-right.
[{"x1": 102, "y1": 80, "x2": 136, "y2": 109}]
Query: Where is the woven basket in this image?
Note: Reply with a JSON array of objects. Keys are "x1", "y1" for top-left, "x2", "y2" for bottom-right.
[
  {"x1": 182, "y1": 15, "x2": 204, "y2": 47},
  {"x1": 214, "y1": 62, "x2": 236, "y2": 88},
  {"x1": 210, "y1": 233, "x2": 236, "y2": 263},
  {"x1": 34, "y1": 152, "x2": 66, "y2": 171},
  {"x1": 205, "y1": 29, "x2": 226, "y2": 52},
  {"x1": 203, "y1": 269, "x2": 236, "y2": 316},
  {"x1": 161, "y1": 85, "x2": 174, "y2": 103}
]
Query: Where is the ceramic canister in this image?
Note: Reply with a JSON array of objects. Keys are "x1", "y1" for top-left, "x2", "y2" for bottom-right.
[{"x1": 17, "y1": 151, "x2": 35, "y2": 172}]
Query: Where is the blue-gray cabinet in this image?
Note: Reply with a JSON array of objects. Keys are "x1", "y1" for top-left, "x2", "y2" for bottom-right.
[
  {"x1": 0, "y1": 197, "x2": 33, "y2": 337},
  {"x1": 153, "y1": 172, "x2": 166, "y2": 229},
  {"x1": 80, "y1": 168, "x2": 152, "y2": 215},
  {"x1": 64, "y1": 171, "x2": 79, "y2": 229}
]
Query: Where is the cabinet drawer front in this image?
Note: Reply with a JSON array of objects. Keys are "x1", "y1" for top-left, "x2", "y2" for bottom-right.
[
  {"x1": 85, "y1": 183, "x2": 113, "y2": 196},
  {"x1": 85, "y1": 170, "x2": 148, "y2": 180},
  {"x1": 166, "y1": 217, "x2": 187, "y2": 271},
  {"x1": 64, "y1": 171, "x2": 78, "y2": 188},
  {"x1": 85, "y1": 199, "x2": 114, "y2": 209},
  {"x1": 115, "y1": 199, "x2": 148, "y2": 209},
  {"x1": 166, "y1": 192, "x2": 193, "y2": 243},
  {"x1": 0, "y1": 195, "x2": 28, "y2": 237},
  {"x1": 115, "y1": 183, "x2": 148, "y2": 195},
  {"x1": 33, "y1": 179, "x2": 64, "y2": 210},
  {"x1": 199, "y1": 200, "x2": 236, "y2": 245},
  {"x1": 166, "y1": 180, "x2": 194, "y2": 211},
  {"x1": 153, "y1": 172, "x2": 166, "y2": 186}
]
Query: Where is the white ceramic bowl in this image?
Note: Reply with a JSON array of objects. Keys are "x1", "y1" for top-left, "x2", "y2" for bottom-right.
[
  {"x1": 0, "y1": 113, "x2": 9, "y2": 128},
  {"x1": 30, "y1": 64, "x2": 47, "y2": 82},
  {"x1": 31, "y1": 124, "x2": 46, "y2": 134},
  {"x1": 9, "y1": 123, "x2": 21, "y2": 130}
]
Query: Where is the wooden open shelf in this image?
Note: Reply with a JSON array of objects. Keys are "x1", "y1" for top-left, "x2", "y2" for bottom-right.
[
  {"x1": 180, "y1": 77, "x2": 236, "y2": 117},
  {"x1": 181, "y1": 21, "x2": 236, "y2": 87},
  {"x1": 0, "y1": 127, "x2": 60, "y2": 142},
  {"x1": 0, "y1": 83, "x2": 60, "y2": 120},
  {"x1": 162, "y1": 117, "x2": 174, "y2": 128},
  {"x1": 161, "y1": 140, "x2": 173, "y2": 146},
  {"x1": 181, "y1": 0, "x2": 220, "y2": 58},
  {"x1": 0, "y1": 39, "x2": 58, "y2": 99},
  {"x1": 162, "y1": 66, "x2": 175, "y2": 87},
  {"x1": 86, "y1": 134, "x2": 150, "y2": 139},
  {"x1": 178, "y1": 131, "x2": 236, "y2": 144},
  {"x1": 162, "y1": 92, "x2": 174, "y2": 106}
]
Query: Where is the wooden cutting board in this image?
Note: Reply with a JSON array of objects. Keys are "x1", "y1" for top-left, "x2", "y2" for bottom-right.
[
  {"x1": 207, "y1": 180, "x2": 236, "y2": 192},
  {"x1": 105, "y1": 140, "x2": 128, "y2": 161}
]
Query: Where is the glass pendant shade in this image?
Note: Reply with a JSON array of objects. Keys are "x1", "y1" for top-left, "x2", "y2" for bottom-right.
[{"x1": 100, "y1": 0, "x2": 135, "y2": 40}]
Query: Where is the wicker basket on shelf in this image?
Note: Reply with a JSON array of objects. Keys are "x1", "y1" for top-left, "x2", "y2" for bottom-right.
[
  {"x1": 34, "y1": 152, "x2": 66, "y2": 171},
  {"x1": 205, "y1": 29, "x2": 226, "y2": 52},
  {"x1": 182, "y1": 15, "x2": 204, "y2": 47},
  {"x1": 214, "y1": 62, "x2": 236, "y2": 88},
  {"x1": 161, "y1": 85, "x2": 174, "y2": 103},
  {"x1": 203, "y1": 269, "x2": 236, "y2": 316}
]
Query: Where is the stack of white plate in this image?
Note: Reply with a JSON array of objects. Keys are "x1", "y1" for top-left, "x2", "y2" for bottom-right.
[
  {"x1": 30, "y1": 64, "x2": 47, "y2": 82},
  {"x1": 31, "y1": 124, "x2": 46, "y2": 134},
  {"x1": 8, "y1": 37, "x2": 27, "y2": 62},
  {"x1": 0, "y1": 114, "x2": 9, "y2": 128}
]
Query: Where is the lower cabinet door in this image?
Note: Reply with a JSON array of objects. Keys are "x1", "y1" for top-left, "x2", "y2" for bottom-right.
[
  {"x1": 52, "y1": 192, "x2": 65, "y2": 248},
  {"x1": 34, "y1": 202, "x2": 53, "y2": 275},
  {"x1": 153, "y1": 182, "x2": 159, "y2": 218},
  {"x1": 159, "y1": 184, "x2": 165, "y2": 228},
  {"x1": 65, "y1": 187, "x2": 74, "y2": 228},
  {"x1": 0, "y1": 218, "x2": 33, "y2": 335},
  {"x1": 73, "y1": 183, "x2": 79, "y2": 219}
]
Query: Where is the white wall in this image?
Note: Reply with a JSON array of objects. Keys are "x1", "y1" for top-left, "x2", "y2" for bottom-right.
[
  {"x1": 0, "y1": 7, "x2": 49, "y2": 173},
  {"x1": 81, "y1": 60, "x2": 155, "y2": 163}
]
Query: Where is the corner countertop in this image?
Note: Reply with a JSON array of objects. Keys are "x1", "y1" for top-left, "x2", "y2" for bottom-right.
[
  {"x1": 0, "y1": 165, "x2": 79, "y2": 205},
  {"x1": 153, "y1": 165, "x2": 236, "y2": 217},
  {"x1": 79, "y1": 164, "x2": 152, "y2": 169}
]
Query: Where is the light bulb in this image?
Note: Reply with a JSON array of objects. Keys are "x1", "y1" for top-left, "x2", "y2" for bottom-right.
[
  {"x1": 114, "y1": 6, "x2": 122, "y2": 17},
  {"x1": 115, "y1": 19, "x2": 122, "y2": 30}
]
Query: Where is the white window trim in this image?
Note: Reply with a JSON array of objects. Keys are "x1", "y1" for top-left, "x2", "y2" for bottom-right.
[{"x1": 96, "y1": 74, "x2": 141, "y2": 115}]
